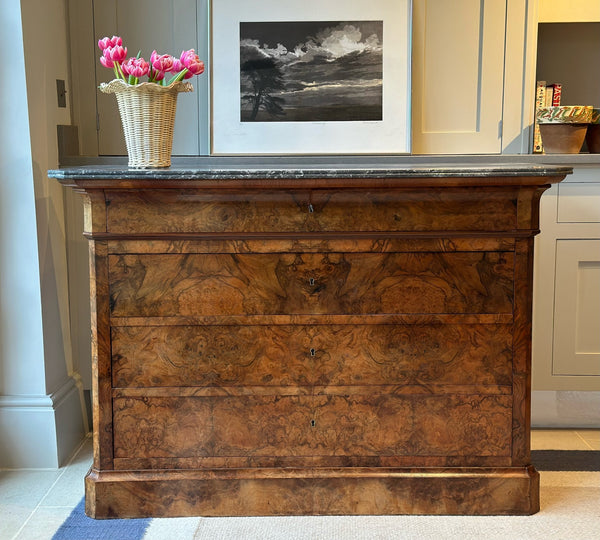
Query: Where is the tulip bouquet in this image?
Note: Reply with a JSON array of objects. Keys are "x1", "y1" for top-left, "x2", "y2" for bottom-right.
[{"x1": 98, "y1": 36, "x2": 205, "y2": 86}]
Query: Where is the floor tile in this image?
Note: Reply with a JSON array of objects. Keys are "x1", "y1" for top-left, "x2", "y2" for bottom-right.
[
  {"x1": 12, "y1": 505, "x2": 73, "y2": 540},
  {"x1": 40, "y1": 438, "x2": 92, "y2": 507},
  {"x1": 575, "y1": 429, "x2": 600, "y2": 450},
  {"x1": 0, "y1": 470, "x2": 63, "y2": 540},
  {"x1": 540, "y1": 470, "x2": 600, "y2": 488},
  {"x1": 530, "y1": 429, "x2": 591, "y2": 450}
]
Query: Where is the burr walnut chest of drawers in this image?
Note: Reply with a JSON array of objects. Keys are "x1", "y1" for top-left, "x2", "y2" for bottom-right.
[{"x1": 50, "y1": 160, "x2": 570, "y2": 518}]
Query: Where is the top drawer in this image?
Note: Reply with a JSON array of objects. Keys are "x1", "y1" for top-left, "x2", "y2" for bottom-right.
[{"x1": 104, "y1": 188, "x2": 518, "y2": 234}]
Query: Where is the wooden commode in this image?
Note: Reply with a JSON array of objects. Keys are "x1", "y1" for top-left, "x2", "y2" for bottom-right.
[{"x1": 50, "y1": 159, "x2": 569, "y2": 518}]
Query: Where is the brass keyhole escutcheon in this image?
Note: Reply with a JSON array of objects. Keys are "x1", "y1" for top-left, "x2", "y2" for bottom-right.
[
  {"x1": 310, "y1": 419, "x2": 316, "y2": 427},
  {"x1": 310, "y1": 348, "x2": 316, "y2": 357},
  {"x1": 308, "y1": 203, "x2": 314, "y2": 213},
  {"x1": 309, "y1": 278, "x2": 315, "y2": 286}
]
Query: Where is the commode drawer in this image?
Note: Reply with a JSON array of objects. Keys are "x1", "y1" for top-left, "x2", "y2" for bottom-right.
[
  {"x1": 112, "y1": 393, "x2": 512, "y2": 461},
  {"x1": 111, "y1": 323, "x2": 513, "y2": 388},
  {"x1": 108, "y1": 251, "x2": 514, "y2": 317},
  {"x1": 105, "y1": 188, "x2": 518, "y2": 234}
]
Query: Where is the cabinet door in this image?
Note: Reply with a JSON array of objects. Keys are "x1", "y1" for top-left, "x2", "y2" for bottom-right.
[
  {"x1": 553, "y1": 240, "x2": 600, "y2": 377},
  {"x1": 411, "y1": 0, "x2": 506, "y2": 154},
  {"x1": 93, "y1": 0, "x2": 205, "y2": 156}
]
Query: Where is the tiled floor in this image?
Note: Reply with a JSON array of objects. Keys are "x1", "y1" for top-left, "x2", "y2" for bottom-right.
[
  {"x1": 1, "y1": 430, "x2": 598, "y2": 540},
  {"x1": 531, "y1": 429, "x2": 600, "y2": 450}
]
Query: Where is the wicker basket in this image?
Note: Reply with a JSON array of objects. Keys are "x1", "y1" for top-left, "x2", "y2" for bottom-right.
[{"x1": 100, "y1": 79, "x2": 193, "y2": 168}]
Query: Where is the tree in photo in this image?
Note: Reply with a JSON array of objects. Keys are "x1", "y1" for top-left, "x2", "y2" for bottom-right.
[{"x1": 241, "y1": 57, "x2": 286, "y2": 121}]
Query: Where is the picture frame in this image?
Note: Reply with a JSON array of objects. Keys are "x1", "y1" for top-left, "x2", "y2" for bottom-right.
[{"x1": 210, "y1": 0, "x2": 412, "y2": 155}]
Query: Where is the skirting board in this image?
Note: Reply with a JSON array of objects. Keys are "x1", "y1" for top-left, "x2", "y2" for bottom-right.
[
  {"x1": 0, "y1": 377, "x2": 87, "y2": 468},
  {"x1": 532, "y1": 391, "x2": 600, "y2": 428}
]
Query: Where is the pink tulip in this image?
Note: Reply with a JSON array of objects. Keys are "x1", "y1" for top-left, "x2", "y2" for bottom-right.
[
  {"x1": 103, "y1": 45, "x2": 128, "y2": 64},
  {"x1": 98, "y1": 35, "x2": 122, "y2": 51},
  {"x1": 121, "y1": 57, "x2": 149, "y2": 78},
  {"x1": 180, "y1": 49, "x2": 205, "y2": 76},
  {"x1": 171, "y1": 58, "x2": 185, "y2": 73},
  {"x1": 97, "y1": 36, "x2": 204, "y2": 85},
  {"x1": 150, "y1": 50, "x2": 175, "y2": 73},
  {"x1": 99, "y1": 55, "x2": 114, "y2": 69}
]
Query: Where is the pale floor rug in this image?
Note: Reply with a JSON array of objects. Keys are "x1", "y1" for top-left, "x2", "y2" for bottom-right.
[{"x1": 141, "y1": 471, "x2": 599, "y2": 540}]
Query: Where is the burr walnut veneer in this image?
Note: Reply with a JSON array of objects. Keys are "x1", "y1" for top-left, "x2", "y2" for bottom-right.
[{"x1": 50, "y1": 161, "x2": 570, "y2": 518}]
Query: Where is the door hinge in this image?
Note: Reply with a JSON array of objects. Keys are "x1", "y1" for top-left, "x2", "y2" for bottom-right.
[{"x1": 498, "y1": 119, "x2": 503, "y2": 139}]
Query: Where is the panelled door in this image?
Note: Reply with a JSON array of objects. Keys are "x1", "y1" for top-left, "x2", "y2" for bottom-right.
[{"x1": 411, "y1": 0, "x2": 507, "y2": 154}]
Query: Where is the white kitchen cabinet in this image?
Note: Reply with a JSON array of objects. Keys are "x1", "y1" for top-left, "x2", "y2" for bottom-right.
[
  {"x1": 530, "y1": 2, "x2": 600, "y2": 426},
  {"x1": 533, "y1": 168, "x2": 600, "y2": 392}
]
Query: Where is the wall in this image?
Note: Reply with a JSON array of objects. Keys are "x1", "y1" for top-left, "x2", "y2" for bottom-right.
[{"x1": 0, "y1": 0, "x2": 86, "y2": 468}]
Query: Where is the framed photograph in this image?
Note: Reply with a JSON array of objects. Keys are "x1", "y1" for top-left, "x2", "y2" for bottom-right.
[{"x1": 211, "y1": 0, "x2": 411, "y2": 155}]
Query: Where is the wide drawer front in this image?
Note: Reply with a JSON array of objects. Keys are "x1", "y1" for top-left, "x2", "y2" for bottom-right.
[
  {"x1": 112, "y1": 324, "x2": 513, "y2": 388},
  {"x1": 109, "y1": 252, "x2": 514, "y2": 316},
  {"x1": 112, "y1": 394, "x2": 512, "y2": 459},
  {"x1": 105, "y1": 188, "x2": 518, "y2": 234}
]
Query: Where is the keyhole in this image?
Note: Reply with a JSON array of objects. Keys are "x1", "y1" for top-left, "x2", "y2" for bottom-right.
[
  {"x1": 309, "y1": 277, "x2": 315, "y2": 286},
  {"x1": 308, "y1": 203, "x2": 314, "y2": 213},
  {"x1": 310, "y1": 419, "x2": 316, "y2": 427},
  {"x1": 310, "y1": 348, "x2": 316, "y2": 357}
]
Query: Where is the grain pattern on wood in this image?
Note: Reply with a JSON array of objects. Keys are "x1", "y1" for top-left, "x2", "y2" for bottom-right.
[
  {"x1": 89, "y1": 240, "x2": 113, "y2": 469},
  {"x1": 112, "y1": 324, "x2": 513, "y2": 388},
  {"x1": 107, "y1": 237, "x2": 517, "y2": 256},
  {"x1": 112, "y1": 394, "x2": 512, "y2": 459},
  {"x1": 512, "y1": 238, "x2": 535, "y2": 465},
  {"x1": 112, "y1": 384, "x2": 511, "y2": 399},
  {"x1": 105, "y1": 188, "x2": 519, "y2": 234},
  {"x1": 112, "y1": 313, "x2": 514, "y2": 326},
  {"x1": 108, "y1": 252, "x2": 514, "y2": 317},
  {"x1": 84, "y1": 466, "x2": 539, "y2": 517},
  {"x1": 112, "y1": 453, "x2": 514, "y2": 471}
]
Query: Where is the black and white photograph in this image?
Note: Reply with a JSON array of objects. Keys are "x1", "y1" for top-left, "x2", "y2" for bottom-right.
[
  {"x1": 211, "y1": 0, "x2": 411, "y2": 154},
  {"x1": 239, "y1": 21, "x2": 383, "y2": 122}
]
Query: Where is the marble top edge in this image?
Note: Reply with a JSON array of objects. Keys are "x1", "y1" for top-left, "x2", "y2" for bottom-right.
[{"x1": 49, "y1": 163, "x2": 573, "y2": 180}]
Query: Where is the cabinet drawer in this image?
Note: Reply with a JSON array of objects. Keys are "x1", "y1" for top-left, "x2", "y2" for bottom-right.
[
  {"x1": 112, "y1": 324, "x2": 513, "y2": 388},
  {"x1": 109, "y1": 252, "x2": 514, "y2": 316},
  {"x1": 105, "y1": 189, "x2": 518, "y2": 234},
  {"x1": 113, "y1": 394, "x2": 512, "y2": 459},
  {"x1": 557, "y1": 183, "x2": 600, "y2": 223}
]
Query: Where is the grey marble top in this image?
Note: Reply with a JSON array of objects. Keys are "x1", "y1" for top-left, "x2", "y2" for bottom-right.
[{"x1": 48, "y1": 156, "x2": 572, "y2": 180}]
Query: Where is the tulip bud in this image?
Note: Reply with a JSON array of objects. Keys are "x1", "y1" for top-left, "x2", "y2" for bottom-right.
[{"x1": 99, "y1": 55, "x2": 114, "y2": 68}]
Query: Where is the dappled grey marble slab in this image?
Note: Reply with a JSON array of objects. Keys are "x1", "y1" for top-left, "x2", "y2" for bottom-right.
[{"x1": 49, "y1": 155, "x2": 572, "y2": 180}]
